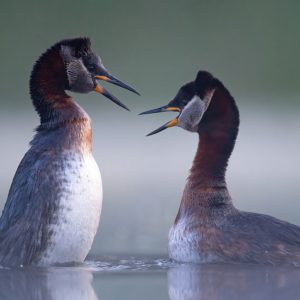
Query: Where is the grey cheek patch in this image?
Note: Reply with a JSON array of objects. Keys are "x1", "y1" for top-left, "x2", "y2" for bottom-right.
[
  {"x1": 178, "y1": 96, "x2": 206, "y2": 132},
  {"x1": 66, "y1": 59, "x2": 94, "y2": 93},
  {"x1": 177, "y1": 89, "x2": 216, "y2": 132},
  {"x1": 60, "y1": 45, "x2": 94, "y2": 94}
]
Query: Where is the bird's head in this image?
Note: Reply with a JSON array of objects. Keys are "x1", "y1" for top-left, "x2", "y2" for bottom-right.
[
  {"x1": 140, "y1": 71, "x2": 218, "y2": 135},
  {"x1": 59, "y1": 37, "x2": 139, "y2": 110}
]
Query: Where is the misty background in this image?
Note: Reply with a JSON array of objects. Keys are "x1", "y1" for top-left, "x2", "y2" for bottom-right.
[{"x1": 0, "y1": 0, "x2": 299, "y2": 256}]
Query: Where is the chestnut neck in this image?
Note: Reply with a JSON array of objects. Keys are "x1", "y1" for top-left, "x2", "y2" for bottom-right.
[
  {"x1": 30, "y1": 45, "x2": 87, "y2": 127},
  {"x1": 175, "y1": 86, "x2": 239, "y2": 220},
  {"x1": 189, "y1": 86, "x2": 239, "y2": 189}
]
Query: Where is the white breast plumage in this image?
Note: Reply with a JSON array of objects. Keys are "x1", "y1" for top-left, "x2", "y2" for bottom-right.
[
  {"x1": 169, "y1": 217, "x2": 218, "y2": 263},
  {"x1": 39, "y1": 152, "x2": 102, "y2": 265}
]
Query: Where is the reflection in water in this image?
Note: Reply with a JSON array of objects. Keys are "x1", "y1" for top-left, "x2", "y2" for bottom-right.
[
  {"x1": 168, "y1": 264, "x2": 300, "y2": 300},
  {"x1": 1, "y1": 259, "x2": 300, "y2": 300},
  {"x1": 0, "y1": 267, "x2": 98, "y2": 300}
]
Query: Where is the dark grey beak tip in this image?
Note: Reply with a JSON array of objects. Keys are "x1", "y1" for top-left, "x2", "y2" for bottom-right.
[
  {"x1": 118, "y1": 102, "x2": 130, "y2": 111},
  {"x1": 101, "y1": 87, "x2": 130, "y2": 111},
  {"x1": 145, "y1": 130, "x2": 160, "y2": 137},
  {"x1": 132, "y1": 89, "x2": 141, "y2": 96},
  {"x1": 139, "y1": 111, "x2": 149, "y2": 116},
  {"x1": 145, "y1": 123, "x2": 170, "y2": 137},
  {"x1": 146, "y1": 132, "x2": 155, "y2": 137},
  {"x1": 107, "y1": 74, "x2": 140, "y2": 96},
  {"x1": 139, "y1": 106, "x2": 168, "y2": 116},
  {"x1": 125, "y1": 86, "x2": 140, "y2": 97},
  {"x1": 146, "y1": 131, "x2": 159, "y2": 137}
]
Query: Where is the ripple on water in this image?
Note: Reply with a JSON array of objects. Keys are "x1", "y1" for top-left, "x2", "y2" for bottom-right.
[{"x1": 84, "y1": 256, "x2": 178, "y2": 272}]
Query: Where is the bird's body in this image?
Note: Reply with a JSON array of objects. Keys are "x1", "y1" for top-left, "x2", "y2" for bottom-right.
[
  {"x1": 169, "y1": 188, "x2": 300, "y2": 264},
  {"x1": 142, "y1": 71, "x2": 300, "y2": 265},
  {"x1": 0, "y1": 37, "x2": 138, "y2": 267},
  {"x1": 0, "y1": 110, "x2": 102, "y2": 266}
]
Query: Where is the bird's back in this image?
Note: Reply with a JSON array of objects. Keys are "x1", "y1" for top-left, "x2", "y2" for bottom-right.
[
  {"x1": 222, "y1": 210, "x2": 300, "y2": 264},
  {"x1": 169, "y1": 202, "x2": 300, "y2": 265}
]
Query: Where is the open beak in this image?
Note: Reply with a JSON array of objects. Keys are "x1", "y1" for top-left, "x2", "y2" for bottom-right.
[
  {"x1": 95, "y1": 74, "x2": 140, "y2": 96},
  {"x1": 139, "y1": 105, "x2": 181, "y2": 136},
  {"x1": 94, "y1": 68, "x2": 139, "y2": 111},
  {"x1": 94, "y1": 84, "x2": 130, "y2": 111}
]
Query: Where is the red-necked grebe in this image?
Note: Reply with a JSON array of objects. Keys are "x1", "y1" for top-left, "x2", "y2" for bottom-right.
[
  {"x1": 141, "y1": 71, "x2": 300, "y2": 265},
  {"x1": 0, "y1": 37, "x2": 139, "y2": 267}
]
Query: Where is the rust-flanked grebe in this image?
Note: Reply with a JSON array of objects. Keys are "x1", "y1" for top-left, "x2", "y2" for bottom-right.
[
  {"x1": 141, "y1": 71, "x2": 300, "y2": 265},
  {"x1": 0, "y1": 37, "x2": 139, "y2": 267}
]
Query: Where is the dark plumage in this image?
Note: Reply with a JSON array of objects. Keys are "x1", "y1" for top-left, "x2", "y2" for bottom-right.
[{"x1": 141, "y1": 71, "x2": 300, "y2": 265}]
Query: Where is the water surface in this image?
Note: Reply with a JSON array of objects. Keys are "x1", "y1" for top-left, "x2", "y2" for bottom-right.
[{"x1": 1, "y1": 256, "x2": 300, "y2": 300}]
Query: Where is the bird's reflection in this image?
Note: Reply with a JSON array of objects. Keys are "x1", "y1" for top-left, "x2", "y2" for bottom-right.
[
  {"x1": 168, "y1": 263, "x2": 300, "y2": 300},
  {"x1": 0, "y1": 266, "x2": 98, "y2": 300}
]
